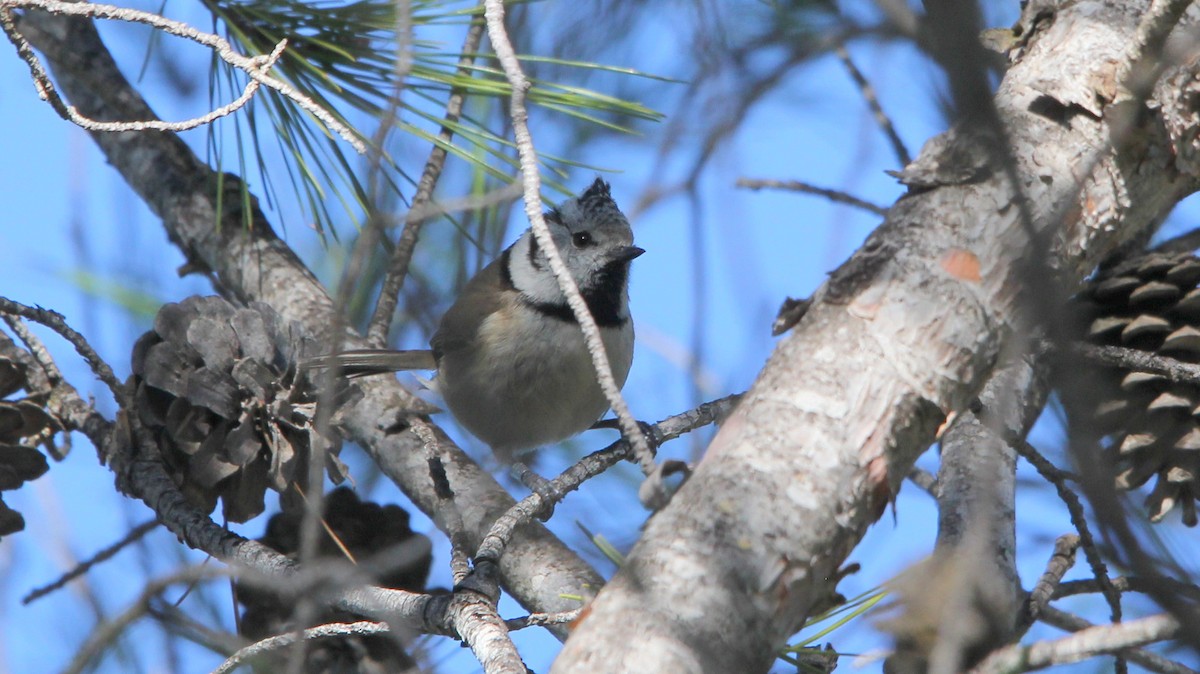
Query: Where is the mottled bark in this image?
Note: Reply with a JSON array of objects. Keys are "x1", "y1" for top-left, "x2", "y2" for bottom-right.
[{"x1": 554, "y1": 1, "x2": 1200, "y2": 671}]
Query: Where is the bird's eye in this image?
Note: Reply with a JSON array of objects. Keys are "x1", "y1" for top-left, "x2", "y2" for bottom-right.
[{"x1": 572, "y1": 231, "x2": 594, "y2": 247}]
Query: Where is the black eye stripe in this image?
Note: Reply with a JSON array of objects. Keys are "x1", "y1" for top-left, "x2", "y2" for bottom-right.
[{"x1": 527, "y1": 233, "x2": 544, "y2": 270}]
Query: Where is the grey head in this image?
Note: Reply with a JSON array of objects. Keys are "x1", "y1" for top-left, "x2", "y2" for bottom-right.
[{"x1": 507, "y1": 178, "x2": 644, "y2": 326}]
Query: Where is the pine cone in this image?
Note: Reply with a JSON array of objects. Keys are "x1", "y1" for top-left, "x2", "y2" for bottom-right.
[
  {"x1": 235, "y1": 487, "x2": 432, "y2": 674},
  {"x1": 1074, "y1": 250, "x2": 1200, "y2": 525},
  {"x1": 0, "y1": 352, "x2": 57, "y2": 538},
  {"x1": 130, "y1": 296, "x2": 345, "y2": 523}
]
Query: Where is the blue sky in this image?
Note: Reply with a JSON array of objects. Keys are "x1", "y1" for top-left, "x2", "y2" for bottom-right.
[{"x1": 2, "y1": 1, "x2": 1199, "y2": 672}]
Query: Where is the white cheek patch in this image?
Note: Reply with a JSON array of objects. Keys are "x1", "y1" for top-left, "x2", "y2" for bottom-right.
[{"x1": 509, "y1": 232, "x2": 568, "y2": 304}]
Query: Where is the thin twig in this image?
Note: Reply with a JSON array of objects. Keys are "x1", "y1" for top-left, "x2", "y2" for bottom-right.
[
  {"x1": 1010, "y1": 439, "x2": 1124, "y2": 632},
  {"x1": 970, "y1": 613, "x2": 1180, "y2": 674},
  {"x1": 482, "y1": 0, "x2": 653, "y2": 480},
  {"x1": 906, "y1": 467, "x2": 937, "y2": 496},
  {"x1": 834, "y1": 44, "x2": 911, "y2": 165},
  {"x1": 1054, "y1": 576, "x2": 1200, "y2": 602},
  {"x1": 1022, "y1": 534, "x2": 1079, "y2": 628},
  {"x1": 1039, "y1": 606, "x2": 1199, "y2": 674},
  {"x1": 338, "y1": 0, "x2": 413, "y2": 351},
  {"x1": 474, "y1": 394, "x2": 741, "y2": 564},
  {"x1": 395, "y1": 181, "x2": 523, "y2": 228},
  {"x1": 3, "y1": 6, "x2": 286, "y2": 132},
  {"x1": 1076, "y1": 343, "x2": 1200, "y2": 387},
  {"x1": 23, "y1": 518, "x2": 160, "y2": 604},
  {"x1": 505, "y1": 608, "x2": 582, "y2": 631},
  {"x1": 367, "y1": 17, "x2": 487, "y2": 346},
  {"x1": 0, "y1": 297, "x2": 125, "y2": 405},
  {"x1": 64, "y1": 566, "x2": 233, "y2": 674},
  {"x1": 735, "y1": 178, "x2": 889, "y2": 216},
  {"x1": 211, "y1": 621, "x2": 389, "y2": 674},
  {"x1": 290, "y1": 472, "x2": 331, "y2": 674},
  {"x1": 413, "y1": 418, "x2": 471, "y2": 584},
  {"x1": 1, "y1": 0, "x2": 362, "y2": 151}
]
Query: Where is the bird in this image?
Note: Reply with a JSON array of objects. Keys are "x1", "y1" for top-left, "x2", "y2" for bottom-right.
[{"x1": 308, "y1": 178, "x2": 643, "y2": 460}]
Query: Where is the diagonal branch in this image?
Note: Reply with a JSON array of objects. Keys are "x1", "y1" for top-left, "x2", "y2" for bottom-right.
[
  {"x1": 554, "y1": 1, "x2": 1200, "y2": 669},
  {"x1": 3, "y1": 0, "x2": 361, "y2": 149},
  {"x1": 366, "y1": 15, "x2": 487, "y2": 346}
]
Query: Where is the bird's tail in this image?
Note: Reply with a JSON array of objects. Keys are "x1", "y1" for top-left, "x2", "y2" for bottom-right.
[{"x1": 302, "y1": 349, "x2": 437, "y2": 377}]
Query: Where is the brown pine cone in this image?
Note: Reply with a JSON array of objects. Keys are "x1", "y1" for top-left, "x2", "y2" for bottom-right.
[
  {"x1": 235, "y1": 487, "x2": 432, "y2": 674},
  {"x1": 1074, "y1": 250, "x2": 1200, "y2": 525},
  {"x1": 0, "y1": 349, "x2": 58, "y2": 538},
  {"x1": 130, "y1": 296, "x2": 346, "y2": 523}
]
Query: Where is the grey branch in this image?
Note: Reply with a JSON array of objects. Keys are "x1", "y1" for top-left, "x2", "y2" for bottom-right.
[
  {"x1": 554, "y1": 1, "x2": 1200, "y2": 669},
  {"x1": 1023, "y1": 534, "x2": 1080, "y2": 627},
  {"x1": 970, "y1": 613, "x2": 1181, "y2": 674},
  {"x1": 367, "y1": 18, "x2": 488, "y2": 346},
  {"x1": 736, "y1": 177, "x2": 889, "y2": 216},
  {"x1": 1038, "y1": 606, "x2": 1198, "y2": 674},
  {"x1": 834, "y1": 44, "x2": 912, "y2": 166},
  {"x1": 210, "y1": 621, "x2": 390, "y2": 674},
  {"x1": 3, "y1": 0, "x2": 360, "y2": 149}
]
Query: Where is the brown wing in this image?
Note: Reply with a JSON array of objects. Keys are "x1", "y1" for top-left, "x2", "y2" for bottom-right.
[{"x1": 430, "y1": 253, "x2": 512, "y2": 362}]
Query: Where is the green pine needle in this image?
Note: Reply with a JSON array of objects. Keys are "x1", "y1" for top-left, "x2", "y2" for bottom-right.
[{"x1": 197, "y1": 0, "x2": 667, "y2": 236}]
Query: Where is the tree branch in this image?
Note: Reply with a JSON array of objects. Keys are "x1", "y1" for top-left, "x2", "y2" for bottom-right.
[
  {"x1": 554, "y1": 1, "x2": 1200, "y2": 669},
  {"x1": 970, "y1": 613, "x2": 1180, "y2": 674}
]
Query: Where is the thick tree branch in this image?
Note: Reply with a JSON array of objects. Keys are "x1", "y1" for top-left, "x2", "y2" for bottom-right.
[{"x1": 554, "y1": 1, "x2": 1200, "y2": 670}]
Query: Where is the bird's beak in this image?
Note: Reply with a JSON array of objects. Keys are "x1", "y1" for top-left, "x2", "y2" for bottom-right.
[{"x1": 610, "y1": 245, "x2": 645, "y2": 263}]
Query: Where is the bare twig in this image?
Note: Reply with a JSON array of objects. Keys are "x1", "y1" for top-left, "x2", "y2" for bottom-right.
[
  {"x1": 367, "y1": 17, "x2": 487, "y2": 346},
  {"x1": 1054, "y1": 576, "x2": 1200, "y2": 602},
  {"x1": 505, "y1": 608, "x2": 582, "y2": 631},
  {"x1": 1010, "y1": 439, "x2": 1123, "y2": 632},
  {"x1": 474, "y1": 394, "x2": 742, "y2": 564},
  {"x1": 3, "y1": 8, "x2": 285, "y2": 131},
  {"x1": 907, "y1": 467, "x2": 937, "y2": 496},
  {"x1": 735, "y1": 177, "x2": 889, "y2": 216},
  {"x1": 1039, "y1": 606, "x2": 1199, "y2": 674},
  {"x1": 1076, "y1": 343, "x2": 1200, "y2": 387},
  {"x1": 0, "y1": 297, "x2": 125, "y2": 404},
  {"x1": 395, "y1": 181, "x2": 523, "y2": 228},
  {"x1": 413, "y1": 418, "x2": 471, "y2": 584},
  {"x1": 834, "y1": 44, "x2": 911, "y2": 165},
  {"x1": 481, "y1": 0, "x2": 653, "y2": 482},
  {"x1": 970, "y1": 613, "x2": 1180, "y2": 674},
  {"x1": 211, "y1": 621, "x2": 389, "y2": 674},
  {"x1": 64, "y1": 566, "x2": 233, "y2": 674},
  {"x1": 2, "y1": 0, "x2": 361, "y2": 149},
  {"x1": 1023, "y1": 534, "x2": 1079, "y2": 627},
  {"x1": 23, "y1": 518, "x2": 160, "y2": 604}
]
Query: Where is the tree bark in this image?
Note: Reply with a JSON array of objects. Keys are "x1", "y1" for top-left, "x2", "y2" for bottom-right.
[{"x1": 553, "y1": 1, "x2": 1200, "y2": 671}]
